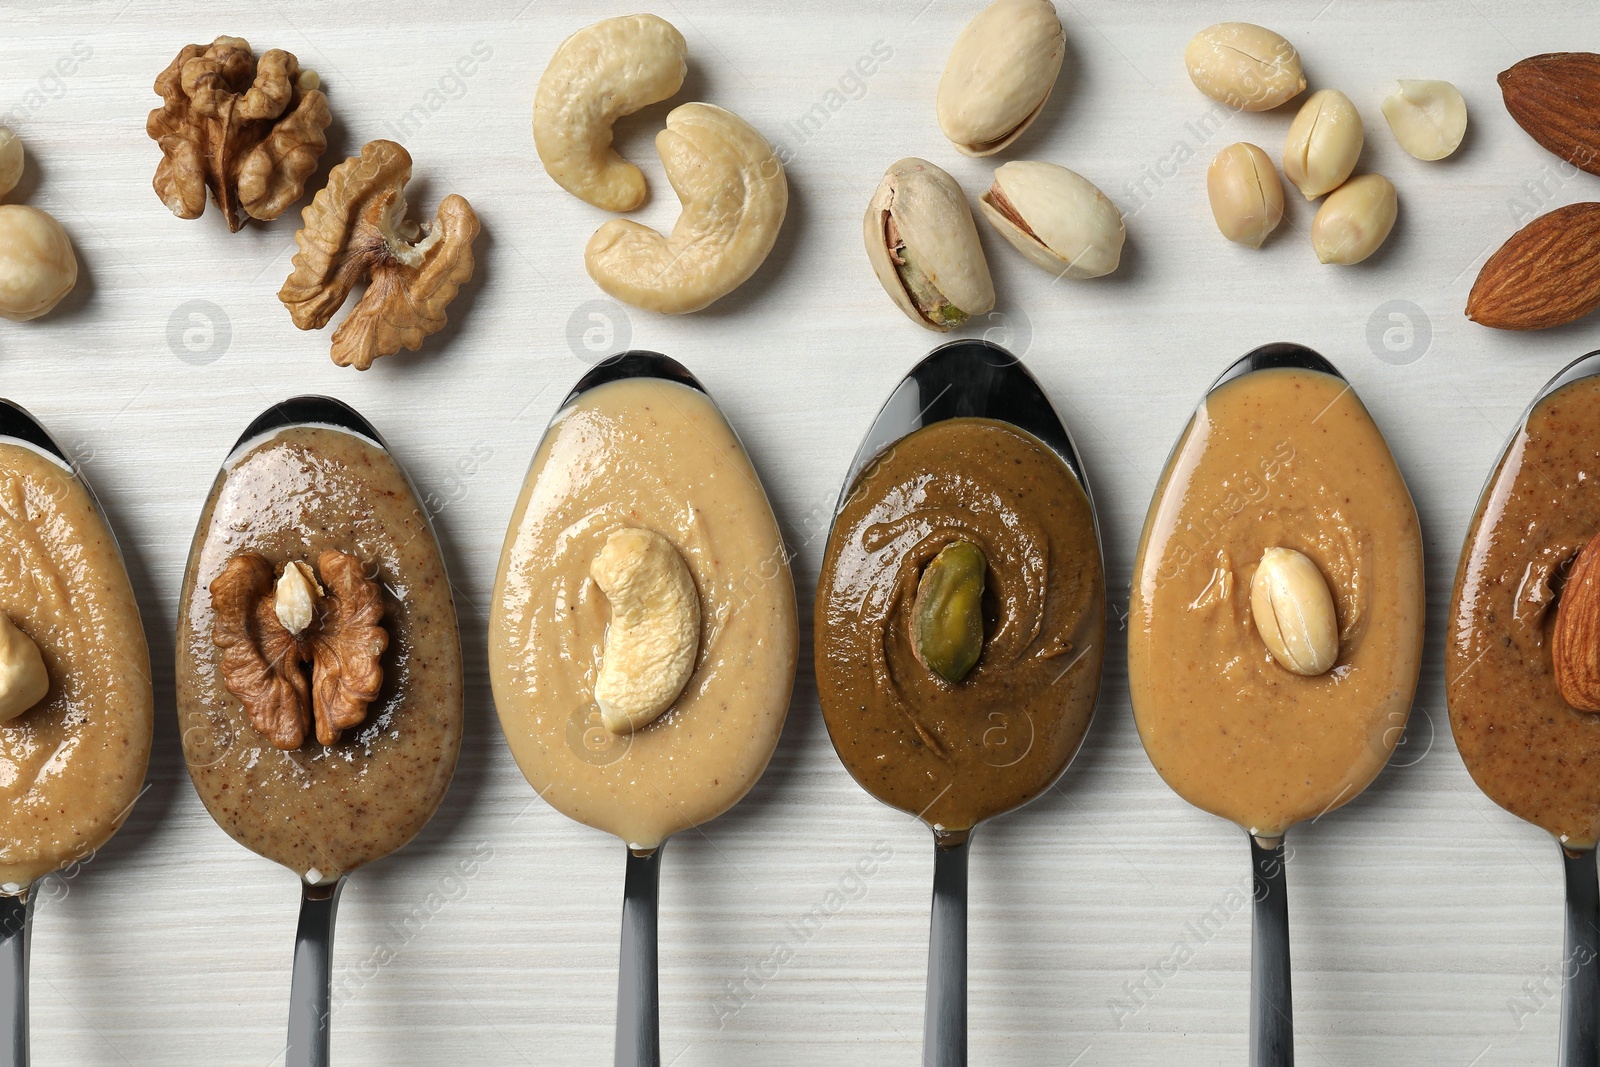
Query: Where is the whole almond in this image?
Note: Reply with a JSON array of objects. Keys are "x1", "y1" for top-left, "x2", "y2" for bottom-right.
[
  {"x1": 1466, "y1": 202, "x2": 1600, "y2": 330},
  {"x1": 1554, "y1": 531, "x2": 1600, "y2": 712},
  {"x1": 1500, "y1": 53, "x2": 1600, "y2": 177}
]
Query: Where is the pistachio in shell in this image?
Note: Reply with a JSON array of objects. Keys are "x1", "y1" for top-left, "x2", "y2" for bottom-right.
[
  {"x1": 979, "y1": 160, "x2": 1124, "y2": 279},
  {"x1": 912, "y1": 541, "x2": 988, "y2": 684},
  {"x1": 864, "y1": 158, "x2": 995, "y2": 332},
  {"x1": 937, "y1": 0, "x2": 1065, "y2": 157}
]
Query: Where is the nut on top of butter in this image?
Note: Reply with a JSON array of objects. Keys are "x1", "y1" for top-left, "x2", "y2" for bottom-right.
[
  {"x1": 1250, "y1": 547, "x2": 1339, "y2": 676},
  {"x1": 0, "y1": 612, "x2": 48, "y2": 722},
  {"x1": 591, "y1": 527, "x2": 700, "y2": 734}
]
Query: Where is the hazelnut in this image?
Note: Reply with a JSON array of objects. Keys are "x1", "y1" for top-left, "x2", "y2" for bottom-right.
[{"x1": 0, "y1": 613, "x2": 48, "y2": 723}]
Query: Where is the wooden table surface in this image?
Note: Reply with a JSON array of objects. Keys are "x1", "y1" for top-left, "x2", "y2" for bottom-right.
[{"x1": 4, "y1": 0, "x2": 1597, "y2": 1063}]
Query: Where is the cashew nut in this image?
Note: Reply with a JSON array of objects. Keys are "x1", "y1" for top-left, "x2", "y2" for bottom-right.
[
  {"x1": 533, "y1": 14, "x2": 687, "y2": 212},
  {"x1": 590, "y1": 528, "x2": 700, "y2": 734},
  {"x1": 0, "y1": 613, "x2": 48, "y2": 723},
  {"x1": 584, "y1": 102, "x2": 787, "y2": 314}
]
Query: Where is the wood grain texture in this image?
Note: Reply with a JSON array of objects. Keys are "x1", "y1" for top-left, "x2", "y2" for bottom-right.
[{"x1": 2, "y1": 0, "x2": 1598, "y2": 1063}]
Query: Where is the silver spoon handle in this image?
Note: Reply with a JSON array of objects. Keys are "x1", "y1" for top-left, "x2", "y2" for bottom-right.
[
  {"x1": 1250, "y1": 834, "x2": 1293, "y2": 1067},
  {"x1": 616, "y1": 845, "x2": 662, "y2": 1067},
  {"x1": 1561, "y1": 846, "x2": 1599, "y2": 1067},
  {"x1": 286, "y1": 879, "x2": 344, "y2": 1067},
  {"x1": 0, "y1": 891, "x2": 31, "y2": 1067},
  {"x1": 924, "y1": 830, "x2": 970, "y2": 1067}
]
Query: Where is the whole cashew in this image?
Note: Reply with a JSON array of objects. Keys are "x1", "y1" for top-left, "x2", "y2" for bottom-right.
[
  {"x1": 590, "y1": 527, "x2": 700, "y2": 735},
  {"x1": 584, "y1": 102, "x2": 788, "y2": 315},
  {"x1": 533, "y1": 14, "x2": 687, "y2": 212}
]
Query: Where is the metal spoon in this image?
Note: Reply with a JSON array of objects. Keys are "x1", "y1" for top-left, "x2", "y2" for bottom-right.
[
  {"x1": 1454, "y1": 349, "x2": 1600, "y2": 1067},
  {"x1": 551, "y1": 351, "x2": 708, "y2": 1067},
  {"x1": 210, "y1": 396, "x2": 439, "y2": 1067},
  {"x1": 1164, "y1": 341, "x2": 1349, "y2": 1067},
  {"x1": 0, "y1": 399, "x2": 137, "y2": 1067},
  {"x1": 831, "y1": 337, "x2": 1103, "y2": 1067}
]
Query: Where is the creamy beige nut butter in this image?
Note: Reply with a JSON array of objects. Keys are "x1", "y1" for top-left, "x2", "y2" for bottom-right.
[
  {"x1": 0, "y1": 441, "x2": 152, "y2": 887},
  {"x1": 489, "y1": 378, "x2": 797, "y2": 849},
  {"x1": 176, "y1": 425, "x2": 462, "y2": 882},
  {"x1": 1129, "y1": 368, "x2": 1424, "y2": 838}
]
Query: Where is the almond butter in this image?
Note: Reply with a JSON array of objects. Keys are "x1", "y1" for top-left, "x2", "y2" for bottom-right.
[
  {"x1": 1466, "y1": 202, "x2": 1600, "y2": 330},
  {"x1": 1554, "y1": 530, "x2": 1600, "y2": 711},
  {"x1": 1500, "y1": 53, "x2": 1600, "y2": 177}
]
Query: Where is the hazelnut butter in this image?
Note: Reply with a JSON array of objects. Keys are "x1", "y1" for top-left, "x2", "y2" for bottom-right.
[
  {"x1": 0, "y1": 442, "x2": 152, "y2": 887},
  {"x1": 489, "y1": 378, "x2": 798, "y2": 850},
  {"x1": 1449, "y1": 376, "x2": 1600, "y2": 848},
  {"x1": 815, "y1": 418, "x2": 1105, "y2": 833},
  {"x1": 1129, "y1": 368, "x2": 1424, "y2": 838},
  {"x1": 176, "y1": 426, "x2": 462, "y2": 882}
]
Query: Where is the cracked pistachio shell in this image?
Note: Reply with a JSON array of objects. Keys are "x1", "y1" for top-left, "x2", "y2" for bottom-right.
[
  {"x1": 1185, "y1": 23, "x2": 1306, "y2": 112},
  {"x1": 1283, "y1": 89, "x2": 1364, "y2": 199},
  {"x1": 1310, "y1": 173, "x2": 1396, "y2": 265},
  {"x1": 1206, "y1": 142, "x2": 1285, "y2": 248},
  {"x1": 979, "y1": 160, "x2": 1124, "y2": 278},
  {"x1": 937, "y1": 0, "x2": 1065, "y2": 157},
  {"x1": 864, "y1": 158, "x2": 995, "y2": 332}
]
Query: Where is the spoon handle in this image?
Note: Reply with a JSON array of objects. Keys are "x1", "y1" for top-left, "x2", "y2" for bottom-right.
[
  {"x1": 616, "y1": 845, "x2": 663, "y2": 1067},
  {"x1": 286, "y1": 879, "x2": 344, "y2": 1067},
  {"x1": 1249, "y1": 834, "x2": 1293, "y2": 1067},
  {"x1": 924, "y1": 829, "x2": 970, "y2": 1067},
  {"x1": 1560, "y1": 846, "x2": 1599, "y2": 1067},
  {"x1": 0, "y1": 890, "x2": 31, "y2": 1067}
]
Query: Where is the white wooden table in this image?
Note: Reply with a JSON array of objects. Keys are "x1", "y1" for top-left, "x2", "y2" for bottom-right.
[{"x1": 3, "y1": 1, "x2": 1597, "y2": 1063}]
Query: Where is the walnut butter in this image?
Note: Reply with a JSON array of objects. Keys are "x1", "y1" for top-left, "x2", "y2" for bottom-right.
[{"x1": 1129, "y1": 367, "x2": 1424, "y2": 838}]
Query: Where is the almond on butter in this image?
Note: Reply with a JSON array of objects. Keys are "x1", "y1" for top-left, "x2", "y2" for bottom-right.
[
  {"x1": 1466, "y1": 202, "x2": 1600, "y2": 330},
  {"x1": 1554, "y1": 531, "x2": 1600, "y2": 711},
  {"x1": 1500, "y1": 53, "x2": 1600, "y2": 177}
]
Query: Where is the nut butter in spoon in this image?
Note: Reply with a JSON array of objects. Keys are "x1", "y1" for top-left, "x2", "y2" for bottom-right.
[
  {"x1": 175, "y1": 397, "x2": 462, "y2": 1066},
  {"x1": 1128, "y1": 343, "x2": 1424, "y2": 1065},
  {"x1": 0, "y1": 400, "x2": 153, "y2": 1064},
  {"x1": 1448, "y1": 350, "x2": 1600, "y2": 1066},
  {"x1": 815, "y1": 339, "x2": 1105, "y2": 1066},
  {"x1": 489, "y1": 352, "x2": 797, "y2": 1067}
]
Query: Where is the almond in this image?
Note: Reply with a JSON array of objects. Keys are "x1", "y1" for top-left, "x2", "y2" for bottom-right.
[
  {"x1": 1500, "y1": 53, "x2": 1600, "y2": 177},
  {"x1": 1554, "y1": 531, "x2": 1600, "y2": 712},
  {"x1": 1466, "y1": 202, "x2": 1600, "y2": 330}
]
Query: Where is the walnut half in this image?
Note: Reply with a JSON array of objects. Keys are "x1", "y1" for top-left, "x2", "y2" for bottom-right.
[
  {"x1": 278, "y1": 139, "x2": 481, "y2": 371},
  {"x1": 209, "y1": 549, "x2": 388, "y2": 750},
  {"x1": 146, "y1": 36, "x2": 333, "y2": 233}
]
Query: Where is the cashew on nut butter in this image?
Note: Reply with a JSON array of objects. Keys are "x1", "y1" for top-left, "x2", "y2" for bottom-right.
[
  {"x1": 1130, "y1": 366, "x2": 1423, "y2": 839},
  {"x1": 176, "y1": 424, "x2": 462, "y2": 883},
  {"x1": 490, "y1": 378, "x2": 797, "y2": 850},
  {"x1": 1450, "y1": 375, "x2": 1600, "y2": 849},
  {"x1": 0, "y1": 442, "x2": 152, "y2": 888}
]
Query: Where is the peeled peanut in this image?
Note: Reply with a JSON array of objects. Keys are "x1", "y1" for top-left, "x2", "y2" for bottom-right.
[
  {"x1": 0, "y1": 613, "x2": 48, "y2": 722},
  {"x1": 1283, "y1": 89, "x2": 1364, "y2": 199},
  {"x1": 1207, "y1": 143, "x2": 1284, "y2": 248},
  {"x1": 1184, "y1": 23, "x2": 1305, "y2": 112},
  {"x1": 590, "y1": 527, "x2": 700, "y2": 734},
  {"x1": 1311, "y1": 174, "x2": 1397, "y2": 265},
  {"x1": 1381, "y1": 80, "x2": 1467, "y2": 161},
  {"x1": 1250, "y1": 548, "x2": 1338, "y2": 676}
]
